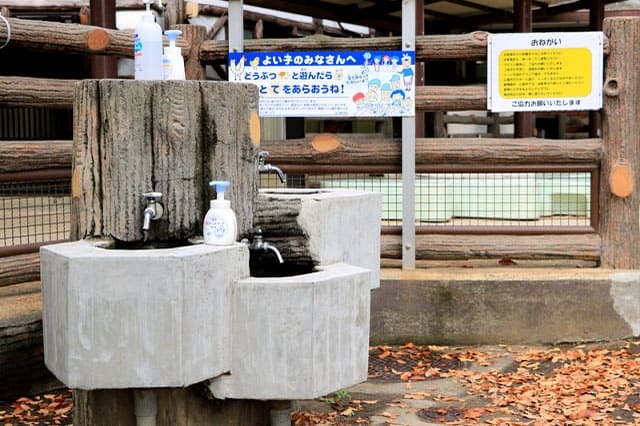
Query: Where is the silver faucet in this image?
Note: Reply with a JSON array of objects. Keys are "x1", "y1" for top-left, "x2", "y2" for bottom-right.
[
  {"x1": 258, "y1": 151, "x2": 286, "y2": 184},
  {"x1": 247, "y1": 227, "x2": 284, "y2": 263},
  {"x1": 141, "y1": 192, "x2": 164, "y2": 239}
]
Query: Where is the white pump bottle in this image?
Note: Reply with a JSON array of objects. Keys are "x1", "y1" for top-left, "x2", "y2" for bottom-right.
[
  {"x1": 134, "y1": 0, "x2": 163, "y2": 80},
  {"x1": 163, "y1": 29, "x2": 185, "y2": 80},
  {"x1": 203, "y1": 181, "x2": 238, "y2": 245}
]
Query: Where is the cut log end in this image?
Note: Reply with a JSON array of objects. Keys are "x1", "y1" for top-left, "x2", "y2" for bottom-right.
[
  {"x1": 610, "y1": 163, "x2": 634, "y2": 198},
  {"x1": 87, "y1": 28, "x2": 110, "y2": 52},
  {"x1": 311, "y1": 133, "x2": 341, "y2": 153}
]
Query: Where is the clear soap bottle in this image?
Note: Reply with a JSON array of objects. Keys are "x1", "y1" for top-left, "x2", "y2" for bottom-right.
[{"x1": 134, "y1": 0, "x2": 163, "y2": 80}]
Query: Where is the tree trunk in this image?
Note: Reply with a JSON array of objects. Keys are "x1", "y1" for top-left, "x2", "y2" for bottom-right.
[{"x1": 72, "y1": 80, "x2": 260, "y2": 242}]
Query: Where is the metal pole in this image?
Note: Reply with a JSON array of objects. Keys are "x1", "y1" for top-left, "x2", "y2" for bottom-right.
[
  {"x1": 402, "y1": 0, "x2": 416, "y2": 269},
  {"x1": 228, "y1": 0, "x2": 244, "y2": 53},
  {"x1": 513, "y1": 0, "x2": 533, "y2": 138},
  {"x1": 89, "y1": 0, "x2": 117, "y2": 78}
]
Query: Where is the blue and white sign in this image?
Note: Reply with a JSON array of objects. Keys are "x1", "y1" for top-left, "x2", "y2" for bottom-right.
[{"x1": 229, "y1": 51, "x2": 416, "y2": 117}]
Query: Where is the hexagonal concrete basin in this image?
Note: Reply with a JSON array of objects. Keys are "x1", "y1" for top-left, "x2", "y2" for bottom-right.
[
  {"x1": 41, "y1": 240, "x2": 248, "y2": 389},
  {"x1": 207, "y1": 263, "x2": 372, "y2": 400}
]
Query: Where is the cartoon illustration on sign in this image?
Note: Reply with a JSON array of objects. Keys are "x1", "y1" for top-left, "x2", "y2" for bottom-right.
[{"x1": 229, "y1": 50, "x2": 415, "y2": 117}]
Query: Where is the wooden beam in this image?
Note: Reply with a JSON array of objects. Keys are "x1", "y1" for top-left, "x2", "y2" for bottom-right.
[
  {"x1": 381, "y1": 233, "x2": 602, "y2": 261},
  {"x1": 199, "y1": 32, "x2": 489, "y2": 63},
  {"x1": 0, "y1": 254, "x2": 40, "y2": 288},
  {"x1": 0, "y1": 17, "x2": 190, "y2": 58},
  {"x1": 4, "y1": 135, "x2": 602, "y2": 172},
  {"x1": 261, "y1": 135, "x2": 602, "y2": 166},
  {"x1": 0, "y1": 140, "x2": 72, "y2": 173},
  {"x1": 0, "y1": 77, "x2": 75, "y2": 109}
]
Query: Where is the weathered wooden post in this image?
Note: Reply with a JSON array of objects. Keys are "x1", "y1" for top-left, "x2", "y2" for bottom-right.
[
  {"x1": 600, "y1": 17, "x2": 640, "y2": 268},
  {"x1": 72, "y1": 79, "x2": 260, "y2": 243}
]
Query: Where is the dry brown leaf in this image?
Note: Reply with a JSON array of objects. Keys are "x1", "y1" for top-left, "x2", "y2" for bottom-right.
[{"x1": 380, "y1": 411, "x2": 399, "y2": 419}]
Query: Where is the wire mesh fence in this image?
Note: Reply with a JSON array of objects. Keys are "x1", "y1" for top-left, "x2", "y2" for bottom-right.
[
  {"x1": 264, "y1": 171, "x2": 593, "y2": 230},
  {"x1": 0, "y1": 179, "x2": 71, "y2": 247},
  {"x1": 0, "y1": 171, "x2": 592, "y2": 253}
]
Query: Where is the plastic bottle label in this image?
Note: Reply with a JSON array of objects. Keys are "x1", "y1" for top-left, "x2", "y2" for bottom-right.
[
  {"x1": 204, "y1": 214, "x2": 228, "y2": 239},
  {"x1": 134, "y1": 33, "x2": 143, "y2": 55}
]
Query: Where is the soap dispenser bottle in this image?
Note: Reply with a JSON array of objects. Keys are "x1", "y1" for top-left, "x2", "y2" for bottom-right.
[
  {"x1": 162, "y1": 29, "x2": 185, "y2": 80},
  {"x1": 203, "y1": 181, "x2": 238, "y2": 245},
  {"x1": 134, "y1": 0, "x2": 163, "y2": 80}
]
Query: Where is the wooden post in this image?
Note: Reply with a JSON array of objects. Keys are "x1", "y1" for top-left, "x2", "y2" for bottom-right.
[
  {"x1": 600, "y1": 17, "x2": 640, "y2": 268},
  {"x1": 173, "y1": 24, "x2": 207, "y2": 80},
  {"x1": 514, "y1": 0, "x2": 534, "y2": 138},
  {"x1": 72, "y1": 80, "x2": 260, "y2": 242},
  {"x1": 164, "y1": 0, "x2": 186, "y2": 28}
]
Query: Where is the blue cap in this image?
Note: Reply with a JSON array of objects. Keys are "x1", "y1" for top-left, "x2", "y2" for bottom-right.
[
  {"x1": 164, "y1": 29, "x2": 181, "y2": 48},
  {"x1": 209, "y1": 180, "x2": 230, "y2": 200}
]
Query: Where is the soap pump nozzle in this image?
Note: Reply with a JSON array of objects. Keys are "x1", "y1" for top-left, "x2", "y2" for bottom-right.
[
  {"x1": 209, "y1": 180, "x2": 231, "y2": 208},
  {"x1": 164, "y1": 29, "x2": 181, "y2": 54}
]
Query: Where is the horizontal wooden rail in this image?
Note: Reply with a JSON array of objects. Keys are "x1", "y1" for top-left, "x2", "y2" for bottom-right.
[
  {"x1": 416, "y1": 85, "x2": 486, "y2": 111},
  {"x1": 0, "y1": 140, "x2": 72, "y2": 173},
  {"x1": 0, "y1": 17, "x2": 189, "y2": 58},
  {"x1": 381, "y1": 234, "x2": 602, "y2": 261},
  {"x1": 200, "y1": 31, "x2": 490, "y2": 63},
  {"x1": 7, "y1": 136, "x2": 602, "y2": 171},
  {"x1": 261, "y1": 135, "x2": 602, "y2": 166},
  {"x1": 0, "y1": 75, "x2": 486, "y2": 111},
  {"x1": 0, "y1": 77, "x2": 75, "y2": 109},
  {"x1": 0, "y1": 253, "x2": 40, "y2": 287},
  {"x1": 443, "y1": 114, "x2": 513, "y2": 125},
  {"x1": 199, "y1": 32, "x2": 608, "y2": 64}
]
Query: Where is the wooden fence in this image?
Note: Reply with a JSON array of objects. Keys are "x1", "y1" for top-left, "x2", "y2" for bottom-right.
[
  {"x1": 0, "y1": 14, "x2": 639, "y2": 284},
  {"x1": 0, "y1": 6, "x2": 639, "y2": 401}
]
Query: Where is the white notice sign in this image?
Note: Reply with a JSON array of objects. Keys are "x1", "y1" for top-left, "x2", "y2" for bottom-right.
[{"x1": 487, "y1": 32, "x2": 603, "y2": 112}]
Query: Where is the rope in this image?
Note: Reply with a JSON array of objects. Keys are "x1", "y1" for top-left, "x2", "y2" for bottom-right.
[{"x1": 0, "y1": 14, "x2": 10, "y2": 50}]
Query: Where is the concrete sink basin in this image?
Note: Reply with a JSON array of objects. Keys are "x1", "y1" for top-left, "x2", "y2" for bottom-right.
[
  {"x1": 41, "y1": 240, "x2": 247, "y2": 389},
  {"x1": 207, "y1": 263, "x2": 371, "y2": 400}
]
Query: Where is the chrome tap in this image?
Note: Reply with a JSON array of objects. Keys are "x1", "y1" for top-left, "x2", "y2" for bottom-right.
[
  {"x1": 141, "y1": 192, "x2": 164, "y2": 240},
  {"x1": 247, "y1": 227, "x2": 284, "y2": 263},
  {"x1": 258, "y1": 151, "x2": 286, "y2": 184}
]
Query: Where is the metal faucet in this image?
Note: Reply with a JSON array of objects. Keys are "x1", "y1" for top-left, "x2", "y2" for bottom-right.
[
  {"x1": 141, "y1": 192, "x2": 164, "y2": 240},
  {"x1": 247, "y1": 227, "x2": 284, "y2": 263},
  {"x1": 258, "y1": 151, "x2": 286, "y2": 184}
]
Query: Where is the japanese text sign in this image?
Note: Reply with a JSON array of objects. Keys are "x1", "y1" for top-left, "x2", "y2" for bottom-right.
[
  {"x1": 487, "y1": 32, "x2": 603, "y2": 112},
  {"x1": 228, "y1": 51, "x2": 416, "y2": 117}
]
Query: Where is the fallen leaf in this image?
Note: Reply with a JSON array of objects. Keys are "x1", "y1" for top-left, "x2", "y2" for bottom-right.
[{"x1": 380, "y1": 411, "x2": 399, "y2": 419}]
